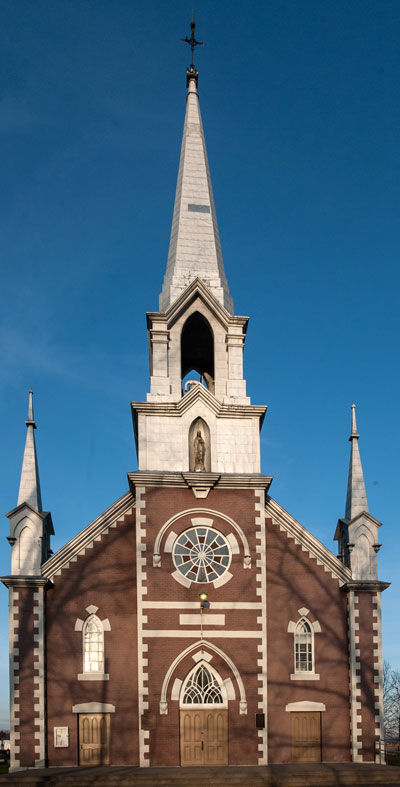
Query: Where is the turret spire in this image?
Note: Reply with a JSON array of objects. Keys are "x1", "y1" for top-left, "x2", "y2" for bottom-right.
[
  {"x1": 159, "y1": 22, "x2": 233, "y2": 314},
  {"x1": 17, "y1": 390, "x2": 43, "y2": 512},
  {"x1": 345, "y1": 404, "x2": 368, "y2": 521}
]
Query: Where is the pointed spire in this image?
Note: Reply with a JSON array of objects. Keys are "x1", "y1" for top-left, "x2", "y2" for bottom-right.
[
  {"x1": 17, "y1": 390, "x2": 43, "y2": 512},
  {"x1": 159, "y1": 37, "x2": 233, "y2": 314},
  {"x1": 345, "y1": 404, "x2": 368, "y2": 521}
]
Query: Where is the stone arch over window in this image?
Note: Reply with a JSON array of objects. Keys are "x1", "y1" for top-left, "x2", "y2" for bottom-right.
[
  {"x1": 287, "y1": 607, "x2": 321, "y2": 681},
  {"x1": 75, "y1": 605, "x2": 111, "y2": 681},
  {"x1": 181, "y1": 312, "x2": 214, "y2": 393},
  {"x1": 180, "y1": 661, "x2": 227, "y2": 708},
  {"x1": 153, "y1": 508, "x2": 250, "y2": 571},
  {"x1": 159, "y1": 639, "x2": 247, "y2": 715},
  {"x1": 189, "y1": 417, "x2": 211, "y2": 472}
]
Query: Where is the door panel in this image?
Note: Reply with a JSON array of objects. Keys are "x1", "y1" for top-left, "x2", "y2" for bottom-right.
[
  {"x1": 290, "y1": 711, "x2": 321, "y2": 762},
  {"x1": 180, "y1": 709, "x2": 228, "y2": 766},
  {"x1": 79, "y1": 714, "x2": 110, "y2": 766}
]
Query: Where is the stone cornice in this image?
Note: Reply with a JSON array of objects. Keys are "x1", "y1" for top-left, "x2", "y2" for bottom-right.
[
  {"x1": 266, "y1": 496, "x2": 352, "y2": 583},
  {"x1": 128, "y1": 471, "x2": 273, "y2": 493},
  {"x1": 341, "y1": 580, "x2": 391, "y2": 593},
  {"x1": 132, "y1": 384, "x2": 267, "y2": 422},
  {"x1": 0, "y1": 576, "x2": 52, "y2": 589},
  {"x1": 42, "y1": 491, "x2": 135, "y2": 579}
]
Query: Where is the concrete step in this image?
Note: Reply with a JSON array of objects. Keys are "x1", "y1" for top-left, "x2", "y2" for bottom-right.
[{"x1": 2, "y1": 764, "x2": 400, "y2": 787}]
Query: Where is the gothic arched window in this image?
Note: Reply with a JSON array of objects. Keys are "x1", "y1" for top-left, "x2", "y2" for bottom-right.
[
  {"x1": 83, "y1": 614, "x2": 104, "y2": 674},
  {"x1": 294, "y1": 618, "x2": 313, "y2": 673}
]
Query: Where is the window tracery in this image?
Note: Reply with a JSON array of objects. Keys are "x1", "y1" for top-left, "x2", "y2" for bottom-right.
[{"x1": 180, "y1": 662, "x2": 226, "y2": 707}]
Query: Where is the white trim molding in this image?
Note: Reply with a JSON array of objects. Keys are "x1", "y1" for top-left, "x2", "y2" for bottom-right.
[
  {"x1": 372, "y1": 593, "x2": 385, "y2": 762},
  {"x1": 33, "y1": 587, "x2": 46, "y2": 767},
  {"x1": 72, "y1": 702, "x2": 115, "y2": 713},
  {"x1": 136, "y1": 486, "x2": 150, "y2": 767},
  {"x1": 286, "y1": 701, "x2": 326, "y2": 712},
  {"x1": 348, "y1": 590, "x2": 362, "y2": 762},
  {"x1": 8, "y1": 587, "x2": 20, "y2": 772},
  {"x1": 254, "y1": 489, "x2": 268, "y2": 765}
]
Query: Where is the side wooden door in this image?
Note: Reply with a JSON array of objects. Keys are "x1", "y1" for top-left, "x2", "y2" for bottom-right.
[
  {"x1": 290, "y1": 711, "x2": 321, "y2": 762},
  {"x1": 180, "y1": 709, "x2": 228, "y2": 766},
  {"x1": 79, "y1": 713, "x2": 110, "y2": 765}
]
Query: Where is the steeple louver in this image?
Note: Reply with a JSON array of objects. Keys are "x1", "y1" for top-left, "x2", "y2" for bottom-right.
[
  {"x1": 345, "y1": 404, "x2": 368, "y2": 521},
  {"x1": 159, "y1": 72, "x2": 233, "y2": 314},
  {"x1": 17, "y1": 390, "x2": 43, "y2": 512}
]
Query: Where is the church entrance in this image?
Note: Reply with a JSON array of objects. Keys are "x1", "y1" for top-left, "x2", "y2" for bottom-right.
[
  {"x1": 290, "y1": 711, "x2": 321, "y2": 762},
  {"x1": 78, "y1": 713, "x2": 110, "y2": 765},
  {"x1": 180, "y1": 708, "x2": 228, "y2": 766},
  {"x1": 179, "y1": 662, "x2": 228, "y2": 766}
]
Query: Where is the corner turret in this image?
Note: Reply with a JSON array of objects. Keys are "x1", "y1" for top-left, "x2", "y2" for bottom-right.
[
  {"x1": 6, "y1": 391, "x2": 53, "y2": 575},
  {"x1": 335, "y1": 405, "x2": 381, "y2": 580}
]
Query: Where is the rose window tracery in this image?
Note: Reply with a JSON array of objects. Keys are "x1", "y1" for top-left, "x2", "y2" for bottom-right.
[{"x1": 173, "y1": 526, "x2": 230, "y2": 583}]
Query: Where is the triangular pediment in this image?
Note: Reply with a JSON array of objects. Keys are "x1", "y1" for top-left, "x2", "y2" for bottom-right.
[
  {"x1": 41, "y1": 491, "x2": 135, "y2": 579},
  {"x1": 148, "y1": 278, "x2": 248, "y2": 333},
  {"x1": 266, "y1": 496, "x2": 351, "y2": 583}
]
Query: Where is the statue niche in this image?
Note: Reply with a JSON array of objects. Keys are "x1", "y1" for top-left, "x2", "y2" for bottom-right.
[{"x1": 189, "y1": 418, "x2": 211, "y2": 472}]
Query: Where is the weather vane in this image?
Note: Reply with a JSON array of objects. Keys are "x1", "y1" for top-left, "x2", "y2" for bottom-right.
[{"x1": 180, "y1": 17, "x2": 205, "y2": 70}]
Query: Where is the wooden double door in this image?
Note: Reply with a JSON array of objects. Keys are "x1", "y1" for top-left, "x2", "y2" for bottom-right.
[
  {"x1": 180, "y1": 708, "x2": 228, "y2": 766},
  {"x1": 79, "y1": 713, "x2": 110, "y2": 766},
  {"x1": 290, "y1": 711, "x2": 321, "y2": 762}
]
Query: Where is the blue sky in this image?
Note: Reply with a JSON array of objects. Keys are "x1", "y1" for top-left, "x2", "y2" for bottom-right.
[{"x1": 0, "y1": 0, "x2": 399, "y2": 728}]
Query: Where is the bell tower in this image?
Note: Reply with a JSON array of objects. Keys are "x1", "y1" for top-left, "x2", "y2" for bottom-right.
[{"x1": 132, "y1": 41, "x2": 267, "y2": 476}]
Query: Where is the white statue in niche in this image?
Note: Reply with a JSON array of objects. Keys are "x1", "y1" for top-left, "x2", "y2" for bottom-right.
[{"x1": 193, "y1": 430, "x2": 206, "y2": 471}]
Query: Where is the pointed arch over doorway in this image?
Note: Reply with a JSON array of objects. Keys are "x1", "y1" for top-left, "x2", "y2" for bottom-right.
[{"x1": 159, "y1": 639, "x2": 247, "y2": 715}]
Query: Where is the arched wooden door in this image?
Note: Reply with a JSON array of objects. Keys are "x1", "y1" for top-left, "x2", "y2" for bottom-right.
[{"x1": 179, "y1": 662, "x2": 228, "y2": 766}]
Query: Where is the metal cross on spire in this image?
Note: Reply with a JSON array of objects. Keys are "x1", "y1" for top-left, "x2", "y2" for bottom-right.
[{"x1": 180, "y1": 17, "x2": 205, "y2": 69}]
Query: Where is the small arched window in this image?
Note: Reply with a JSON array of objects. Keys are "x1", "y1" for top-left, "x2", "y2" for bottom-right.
[
  {"x1": 83, "y1": 615, "x2": 104, "y2": 674},
  {"x1": 294, "y1": 619, "x2": 313, "y2": 673}
]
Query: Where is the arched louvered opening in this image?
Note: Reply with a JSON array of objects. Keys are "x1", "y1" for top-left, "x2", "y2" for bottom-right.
[{"x1": 181, "y1": 313, "x2": 214, "y2": 394}]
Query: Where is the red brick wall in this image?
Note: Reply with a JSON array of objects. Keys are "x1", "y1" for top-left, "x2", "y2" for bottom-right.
[
  {"x1": 141, "y1": 486, "x2": 262, "y2": 766},
  {"x1": 266, "y1": 519, "x2": 351, "y2": 762},
  {"x1": 45, "y1": 510, "x2": 138, "y2": 766}
]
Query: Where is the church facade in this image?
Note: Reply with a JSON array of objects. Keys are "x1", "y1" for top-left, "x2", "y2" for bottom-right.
[{"x1": 2, "y1": 46, "x2": 389, "y2": 772}]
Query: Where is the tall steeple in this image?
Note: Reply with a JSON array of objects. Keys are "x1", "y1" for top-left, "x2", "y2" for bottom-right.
[
  {"x1": 159, "y1": 21, "x2": 233, "y2": 314},
  {"x1": 17, "y1": 389, "x2": 43, "y2": 512},
  {"x1": 345, "y1": 404, "x2": 368, "y2": 521}
]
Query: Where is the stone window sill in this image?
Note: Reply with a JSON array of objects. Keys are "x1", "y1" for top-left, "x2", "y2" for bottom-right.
[
  {"x1": 290, "y1": 673, "x2": 320, "y2": 681},
  {"x1": 77, "y1": 673, "x2": 109, "y2": 681}
]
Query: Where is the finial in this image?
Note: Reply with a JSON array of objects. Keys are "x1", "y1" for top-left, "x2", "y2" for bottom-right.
[
  {"x1": 180, "y1": 17, "x2": 205, "y2": 86},
  {"x1": 349, "y1": 403, "x2": 359, "y2": 441},
  {"x1": 26, "y1": 389, "x2": 36, "y2": 429}
]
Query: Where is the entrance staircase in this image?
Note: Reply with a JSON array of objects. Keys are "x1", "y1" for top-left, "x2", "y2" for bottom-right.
[{"x1": 1, "y1": 763, "x2": 400, "y2": 787}]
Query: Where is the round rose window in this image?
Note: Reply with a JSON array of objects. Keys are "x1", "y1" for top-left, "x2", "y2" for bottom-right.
[{"x1": 173, "y1": 527, "x2": 231, "y2": 583}]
